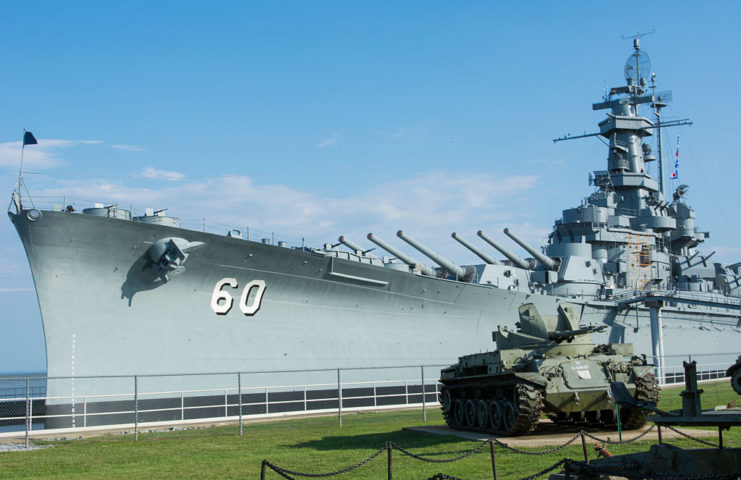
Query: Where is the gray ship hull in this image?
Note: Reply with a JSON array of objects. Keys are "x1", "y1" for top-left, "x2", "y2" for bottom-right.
[{"x1": 9, "y1": 208, "x2": 740, "y2": 404}]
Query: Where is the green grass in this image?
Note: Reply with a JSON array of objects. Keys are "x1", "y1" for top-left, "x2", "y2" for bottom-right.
[{"x1": 1, "y1": 381, "x2": 738, "y2": 480}]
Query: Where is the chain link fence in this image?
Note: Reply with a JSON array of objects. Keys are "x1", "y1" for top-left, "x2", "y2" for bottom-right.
[{"x1": 0, "y1": 365, "x2": 447, "y2": 442}]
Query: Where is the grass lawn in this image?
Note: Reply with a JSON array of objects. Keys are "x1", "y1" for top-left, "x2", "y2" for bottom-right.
[{"x1": 1, "y1": 380, "x2": 738, "y2": 479}]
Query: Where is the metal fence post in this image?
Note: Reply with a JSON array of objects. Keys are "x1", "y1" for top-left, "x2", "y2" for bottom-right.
[
  {"x1": 238, "y1": 372, "x2": 243, "y2": 437},
  {"x1": 83, "y1": 396, "x2": 87, "y2": 428},
  {"x1": 224, "y1": 389, "x2": 228, "y2": 418},
  {"x1": 421, "y1": 366, "x2": 426, "y2": 422},
  {"x1": 134, "y1": 375, "x2": 139, "y2": 441},
  {"x1": 490, "y1": 440, "x2": 498, "y2": 480},
  {"x1": 405, "y1": 379, "x2": 408, "y2": 404},
  {"x1": 387, "y1": 442, "x2": 393, "y2": 480},
  {"x1": 181, "y1": 391, "x2": 184, "y2": 421},
  {"x1": 25, "y1": 377, "x2": 30, "y2": 449},
  {"x1": 337, "y1": 368, "x2": 342, "y2": 427}
]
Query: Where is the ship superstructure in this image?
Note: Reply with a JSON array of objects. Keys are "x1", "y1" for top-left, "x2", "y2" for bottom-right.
[{"x1": 7, "y1": 39, "x2": 741, "y2": 423}]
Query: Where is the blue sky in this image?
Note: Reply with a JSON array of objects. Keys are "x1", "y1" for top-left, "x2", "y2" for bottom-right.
[{"x1": 1, "y1": 1, "x2": 740, "y2": 373}]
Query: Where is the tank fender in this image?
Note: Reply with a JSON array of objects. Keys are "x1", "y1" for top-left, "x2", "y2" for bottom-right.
[
  {"x1": 511, "y1": 372, "x2": 548, "y2": 387},
  {"x1": 726, "y1": 356, "x2": 741, "y2": 377}
]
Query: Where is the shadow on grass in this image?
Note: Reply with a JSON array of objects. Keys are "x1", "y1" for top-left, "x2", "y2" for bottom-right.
[{"x1": 288, "y1": 428, "x2": 471, "y2": 454}]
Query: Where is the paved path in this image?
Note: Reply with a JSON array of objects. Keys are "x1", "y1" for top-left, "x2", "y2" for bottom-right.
[{"x1": 404, "y1": 420, "x2": 718, "y2": 447}]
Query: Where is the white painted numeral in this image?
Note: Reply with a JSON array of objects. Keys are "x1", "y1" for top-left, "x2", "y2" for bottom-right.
[
  {"x1": 210, "y1": 278, "x2": 267, "y2": 316},
  {"x1": 239, "y1": 280, "x2": 267, "y2": 315},
  {"x1": 210, "y1": 278, "x2": 238, "y2": 315}
]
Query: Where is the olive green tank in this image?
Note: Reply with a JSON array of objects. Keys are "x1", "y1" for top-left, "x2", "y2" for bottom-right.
[
  {"x1": 439, "y1": 303, "x2": 659, "y2": 436},
  {"x1": 728, "y1": 355, "x2": 741, "y2": 395}
]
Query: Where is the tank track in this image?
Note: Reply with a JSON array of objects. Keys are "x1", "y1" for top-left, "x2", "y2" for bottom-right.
[
  {"x1": 619, "y1": 372, "x2": 660, "y2": 430},
  {"x1": 545, "y1": 373, "x2": 660, "y2": 430},
  {"x1": 440, "y1": 382, "x2": 543, "y2": 436}
]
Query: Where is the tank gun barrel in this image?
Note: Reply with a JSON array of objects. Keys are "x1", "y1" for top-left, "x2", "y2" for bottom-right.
[
  {"x1": 451, "y1": 232, "x2": 501, "y2": 265},
  {"x1": 477, "y1": 230, "x2": 531, "y2": 270},
  {"x1": 397, "y1": 230, "x2": 468, "y2": 280},
  {"x1": 503, "y1": 228, "x2": 558, "y2": 271},
  {"x1": 366, "y1": 233, "x2": 436, "y2": 276},
  {"x1": 548, "y1": 325, "x2": 606, "y2": 343},
  {"x1": 337, "y1": 236, "x2": 373, "y2": 256}
]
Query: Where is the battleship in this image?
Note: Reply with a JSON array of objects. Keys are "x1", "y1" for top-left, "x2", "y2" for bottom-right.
[{"x1": 7, "y1": 38, "x2": 741, "y2": 425}]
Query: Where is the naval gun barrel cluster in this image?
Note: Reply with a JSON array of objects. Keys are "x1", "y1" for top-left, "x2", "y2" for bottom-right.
[
  {"x1": 338, "y1": 236, "x2": 369, "y2": 255},
  {"x1": 477, "y1": 230, "x2": 532, "y2": 269},
  {"x1": 366, "y1": 233, "x2": 437, "y2": 276},
  {"x1": 397, "y1": 230, "x2": 473, "y2": 281},
  {"x1": 503, "y1": 228, "x2": 559, "y2": 271},
  {"x1": 451, "y1": 232, "x2": 501, "y2": 265}
]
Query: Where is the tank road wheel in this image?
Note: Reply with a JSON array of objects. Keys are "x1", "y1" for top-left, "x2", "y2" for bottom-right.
[
  {"x1": 730, "y1": 368, "x2": 741, "y2": 395},
  {"x1": 488, "y1": 400, "x2": 502, "y2": 432},
  {"x1": 440, "y1": 388, "x2": 452, "y2": 413},
  {"x1": 464, "y1": 399, "x2": 477, "y2": 427},
  {"x1": 476, "y1": 399, "x2": 488, "y2": 428},
  {"x1": 452, "y1": 398, "x2": 465, "y2": 427},
  {"x1": 500, "y1": 399, "x2": 515, "y2": 433}
]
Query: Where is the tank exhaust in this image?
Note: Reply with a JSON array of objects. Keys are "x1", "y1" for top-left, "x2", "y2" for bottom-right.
[
  {"x1": 477, "y1": 230, "x2": 532, "y2": 270},
  {"x1": 397, "y1": 231, "x2": 474, "y2": 282},
  {"x1": 451, "y1": 232, "x2": 501, "y2": 265},
  {"x1": 503, "y1": 228, "x2": 558, "y2": 271},
  {"x1": 366, "y1": 233, "x2": 436, "y2": 276}
]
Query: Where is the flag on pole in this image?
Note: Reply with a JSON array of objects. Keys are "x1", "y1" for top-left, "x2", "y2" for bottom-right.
[
  {"x1": 671, "y1": 136, "x2": 679, "y2": 179},
  {"x1": 23, "y1": 131, "x2": 38, "y2": 146}
]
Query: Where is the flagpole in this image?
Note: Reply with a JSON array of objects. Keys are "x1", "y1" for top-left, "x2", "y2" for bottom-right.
[{"x1": 16, "y1": 129, "x2": 27, "y2": 196}]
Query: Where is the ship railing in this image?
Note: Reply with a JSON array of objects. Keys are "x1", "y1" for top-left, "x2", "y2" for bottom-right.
[{"x1": 0, "y1": 365, "x2": 450, "y2": 442}]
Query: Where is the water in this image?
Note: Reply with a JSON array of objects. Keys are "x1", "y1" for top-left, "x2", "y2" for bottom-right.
[{"x1": 0, "y1": 372, "x2": 46, "y2": 433}]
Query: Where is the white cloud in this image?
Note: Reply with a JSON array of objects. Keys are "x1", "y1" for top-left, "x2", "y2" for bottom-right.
[
  {"x1": 139, "y1": 167, "x2": 186, "y2": 181},
  {"x1": 317, "y1": 134, "x2": 342, "y2": 148},
  {"x1": 24, "y1": 169, "x2": 542, "y2": 264},
  {"x1": 0, "y1": 139, "x2": 102, "y2": 169},
  {"x1": 111, "y1": 144, "x2": 146, "y2": 152}
]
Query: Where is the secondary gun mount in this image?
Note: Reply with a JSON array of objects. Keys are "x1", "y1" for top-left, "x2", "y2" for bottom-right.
[
  {"x1": 451, "y1": 232, "x2": 501, "y2": 265},
  {"x1": 477, "y1": 230, "x2": 533, "y2": 270},
  {"x1": 503, "y1": 228, "x2": 559, "y2": 271},
  {"x1": 366, "y1": 233, "x2": 436, "y2": 276},
  {"x1": 397, "y1": 230, "x2": 475, "y2": 282}
]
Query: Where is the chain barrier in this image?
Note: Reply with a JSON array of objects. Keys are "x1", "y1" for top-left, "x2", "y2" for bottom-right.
[
  {"x1": 664, "y1": 425, "x2": 720, "y2": 448},
  {"x1": 263, "y1": 445, "x2": 387, "y2": 478},
  {"x1": 517, "y1": 458, "x2": 571, "y2": 480},
  {"x1": 260, "y1": 424, "x2": 681, "y2": 479},
  {"x1": 489, "y1": 432, "x2": 581, "y2": 455},
  {"x1": 581, "y1": 424, "x2": 656, "y2": 444},
  {"x1": 390, "y1": 440, "x2": 490, "y2": 463}
]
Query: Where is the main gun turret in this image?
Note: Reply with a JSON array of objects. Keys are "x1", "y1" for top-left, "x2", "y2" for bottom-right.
[
  {"x1": 366, "y1": 233, "x2": 436, "y2": 276},
  {"x1": 503, "y1": 228, "x2": 559, "y2": 271},
  {"x1": 477, "y1": 230, "x2": 533, "y2": 270},
  {"x1": 397, "y1": 231, "x2": 475, "y2": 282}
]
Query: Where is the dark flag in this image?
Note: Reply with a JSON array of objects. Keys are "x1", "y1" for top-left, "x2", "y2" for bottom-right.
[{"x1": 23, "y1": 131, "x2": 38, "y2": 146}]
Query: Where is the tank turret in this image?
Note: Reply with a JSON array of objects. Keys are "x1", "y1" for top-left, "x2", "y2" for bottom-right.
[
  {"x1": 366, "y1": 233, "x2": 436, "y2": 276},
  {"x1": 503, "y1": 228, "x2": 559, "y2": 271},
  {"x1": 451, "y1": 232, "x2": 501, "y2": 265},
  {"x1": 397, "y1": 231, "x2": 475, "y2": 282},
  {"x1": 477, "y1": 230, "x2": 533, "y2": 270},
  {"x1": 439, "y1": 303, "x2": 658, "y2": 436}
]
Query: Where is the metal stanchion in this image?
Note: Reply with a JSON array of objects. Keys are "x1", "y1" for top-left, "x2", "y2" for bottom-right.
[
  {"x1": 25, "y1": 377, "x2": 30, "y2": 449},
  {"x1": 421, "y1": 366, "x2": 426, "y2": 422},
  {"x1": 238, "y1": 372, "x2": 243, "y2": 436},
  {"x1": 387, "y1": 442, "x2": 393, "y2": 480},
  {"x1": 337, "y1": 369, "x2": 342, "y2": 427},
  {"x1": 580, "y1": 431, "x2": 589, "y2": 463},
  {"x1": 490, "y1": 440, "x2": 498, "y2": 480},
  {"x1": 134, "y1": 375, "x2": 139, "y2": 441}
]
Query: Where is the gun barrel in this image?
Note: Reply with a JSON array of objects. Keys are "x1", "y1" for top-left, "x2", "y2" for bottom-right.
[
  {"x1": 366, "y1": 233, "x2": 436, "y2": 276},
  {"x1": 338, "y1": 236, "x2": 368, "y2": 255},
  {"x1": 477, "y1": 230, "x2": 531, "y2": 270},
  {"x1": 451, "y1": 232, "x2": 501, "y2": 265},
  {"x1": 503, "y1": 228, "x2": 558, "y2": 271},
  {"x1": 397, "y1": 230, "x2": 467, "y2": 279}
]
